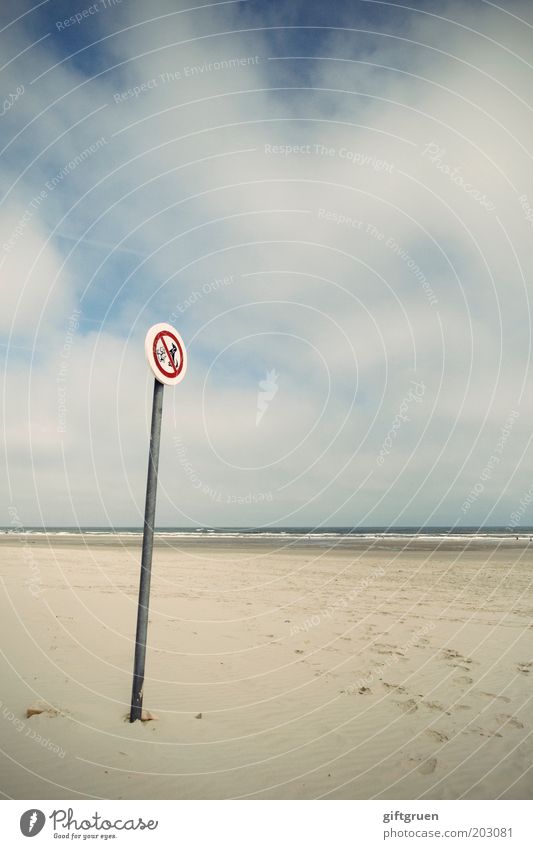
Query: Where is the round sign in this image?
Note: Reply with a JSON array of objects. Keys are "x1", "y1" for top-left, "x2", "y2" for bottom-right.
[{"x1": 144, "y1": 323, "x2": 187, "y2": 385}]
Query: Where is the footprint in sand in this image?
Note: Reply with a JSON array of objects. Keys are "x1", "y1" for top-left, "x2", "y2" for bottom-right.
[
  {"x1": 418, "y1": 757, "x2": 438, "y2": 775},
  {"x1": 442, "y1": 649, "x2": 477, "y2": 668},
  {"x1": 517, "y1": 662, "x2": 532, "y2": 674},
  {"x1": 404, "y1": 756, "x2": 438, "y2": 775},
  {"x1": 495, "y1": 714, "x2": 524, "y2": 729},
  {"x1": 374, "y1": 648, "x2": 403, "y2": 656},
  {"x1": 468, "y1": 725, "x2": 502, "y2": 738},
  {"x1": 424, "y1": 729, "x2": 449, "y2": 743},
  {"x1": 339, "y1": 686, "x2": 372, "y2": 696},
  {"x1": 442, "y1": 648, "x2": 462, "y2": 660},
  {"x1": 454, "y1": 665, "x2": 473, "y2": 673},
  {"x1": 479, "y1": 691, "x2": 511, "y2": 703},
  {"x1": 421, "y1": 700, "x2": 450, "y2": 715},
  {"x1": 382, "y1": 682, "x2": 408, "y2": 694},
  {"x1": 394, "y1": 698, "x2": 418, "y2": 714},
  {"x1": 374, "y1": 642, "x2": 405, "y2": 656},
  {"x1": 453, "y1": 675, "x2": 473, "y2": 687}
]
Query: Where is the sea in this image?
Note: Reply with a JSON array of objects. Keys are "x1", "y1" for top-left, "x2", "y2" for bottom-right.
[{"x1": 2, "y1": 525, "x2": 532, "y2": 544}]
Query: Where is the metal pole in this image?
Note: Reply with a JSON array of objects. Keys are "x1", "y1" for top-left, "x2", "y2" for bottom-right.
[{"x1": 129, "y1": 377, "x2": 164, "y2": 722}]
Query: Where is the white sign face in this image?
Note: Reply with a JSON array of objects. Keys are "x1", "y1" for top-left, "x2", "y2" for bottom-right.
[{"x1": 145, "y1": 323, "x2": 187, "y2": 386}]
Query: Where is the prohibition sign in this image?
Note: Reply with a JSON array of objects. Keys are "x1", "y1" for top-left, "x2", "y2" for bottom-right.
[
  {"x1": 131, "y1": 322, "x2": 188, "y2": 721},
  {"x1": 144, "y1": 323, "x2": 187, "y2": 386}
]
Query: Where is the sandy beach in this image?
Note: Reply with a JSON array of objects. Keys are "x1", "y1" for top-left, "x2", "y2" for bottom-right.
[{"x1": 0, "y1": 535, "x2": 531, "y2": 800}]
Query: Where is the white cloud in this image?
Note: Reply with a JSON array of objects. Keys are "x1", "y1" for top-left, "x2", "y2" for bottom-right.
[{"x1": 2, "y1": 0, "x2": 533, "y2": 527}]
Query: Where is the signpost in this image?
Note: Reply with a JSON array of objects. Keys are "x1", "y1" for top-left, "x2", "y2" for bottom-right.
[{"x1": 129, "y1": 323, "x2": 187, "y2": 722}]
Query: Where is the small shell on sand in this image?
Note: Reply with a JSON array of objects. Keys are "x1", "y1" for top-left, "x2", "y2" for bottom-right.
[
  {"x1": 140, "y1": 710, "x2": 158, "y2": 722},
  {"x1": 26, "y1": 704, "x2": 59, "y2": 718},
  {"x1": 124, "y1": 710, "x2": 159, "y2": 722}
]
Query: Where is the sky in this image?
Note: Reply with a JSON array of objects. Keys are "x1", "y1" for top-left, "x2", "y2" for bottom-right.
[{"x1": 1, "y1": 0, "x2": 533, "y2": 529}]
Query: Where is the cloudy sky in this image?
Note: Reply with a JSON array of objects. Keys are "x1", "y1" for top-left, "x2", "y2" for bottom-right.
[{"x1": 1, "y1": 0, "x2": 533, "y2": 529}]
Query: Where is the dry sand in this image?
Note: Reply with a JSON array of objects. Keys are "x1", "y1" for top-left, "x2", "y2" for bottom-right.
[{"x1": 0, "y1": 535, "x2": 531, "y2": 800}]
